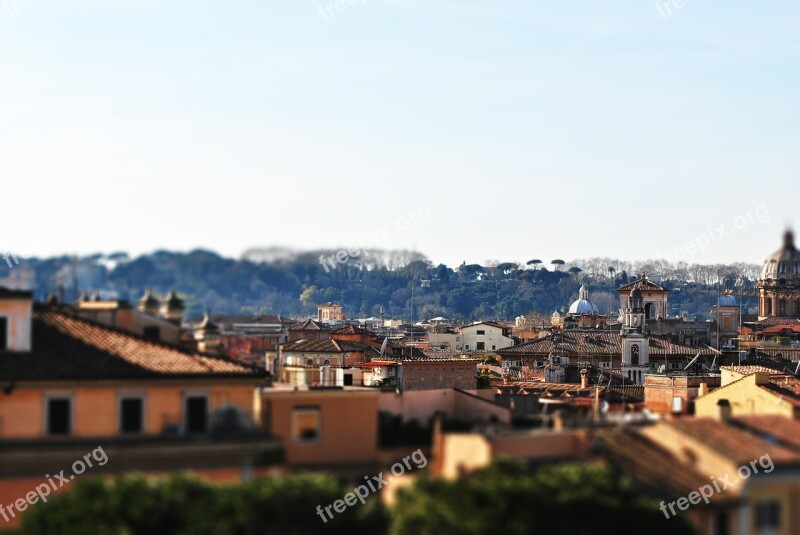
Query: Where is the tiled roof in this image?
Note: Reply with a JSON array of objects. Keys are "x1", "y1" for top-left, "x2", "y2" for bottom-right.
[
  {"x1": 288, "y1": 319, "x2": 327, "y2": 331},
  {"x1": 593, "y1": 428, "x2": 736, "y2": 503},
  {"x1": 617, "y1": 276, "x2": 668, "y2": 293},
  {"x1": 720, "y1": 365, "x2": 786, "y2": 376},
  {"x1": 734, "y1": 416, "x2": 800, "y2": 451},
  {"x1": 282, "y1": 338, "x2": 379, "y2": 355},
  {"x1": 762, "y1": 375, "x2": 800, "y2": 406},
  {"x1": 211, "y1": 314, "x2": 292, "y2": 327},
  {"x1": 330, "y1": 325, "x2": 373, "y2": 336},
  {"x1": 497, "y1": 330, "x2": 715, "y2": 358},
  {"x1": 668, "y1": 418, "x2": 800, "y2": 466},
  {"x1": 746, "y1": 317, "x2": 800, "y2": 327},
  {"x1": 0, "y1": 307, "x2": 265, "y2": 381}
]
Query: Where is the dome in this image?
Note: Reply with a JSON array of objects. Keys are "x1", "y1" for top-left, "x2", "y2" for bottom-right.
[
  {"x1": 760, "y1": 230, "x2": 800, "y2": 280},
  {"x1": 719, "y1": 293, "x2": 738, "y2": 307},
  {"x1": 568, "y1": 285, "x2": 600, "y2": 315}
]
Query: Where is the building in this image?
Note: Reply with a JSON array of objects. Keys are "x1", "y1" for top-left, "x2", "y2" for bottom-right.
[
  {"x1": 361, "y1": 359, "x2": 478, "y2": 392},
  {"x1": 204, "y1": 314, "x2": 293, "y2": 366},
  {"x1": 497, "y1": 329, "x2": 716, "y2": 383},
  {"x1": 618, "y1": 274, "x2": 669, "y2": 320},
  {"x1": 620, "y1": 286, "x2": 652, "y2": 385},
  {"x1": 0, "y1": 289, "x2": 278, "y2": 527},
  {"x1": 74, "y1": 295, "x2": 182, "y2": 345},
  {"x1": 278, "y1": 338, "x2": 380, "y2": 385},
  {"x1": 758, "y1": 230, "x2": 800, "y2": 319},
  {"x1": 287, "y1": 319, "x2": 330, "y2": 342},
  {"x1": 693, "y1": 366, "x2": 800, "y2": 419},
  {"x1": 643, "y1": 374, "x2": 721, "y2": 414},
  {"x1": 460, "y1": 322, "x2": 515, "y2": 352},
  {"x1": 317, "y1": 302, "x2": 346, "y2": 323},
  {"x1": 260, "y1": 385, "x2": 380, "y2": 470}
]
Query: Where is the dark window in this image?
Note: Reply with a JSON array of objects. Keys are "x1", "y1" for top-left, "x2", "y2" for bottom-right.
[
  {"x1": 476, "y1": 330, "x2": 485, "y2": 335},
  {"x1": 476, "y1": 342, "x2": 485, "y2": 351},
  {"x1": 47, "y1": 398, "x2": 71, "y2": 435},
  {"x1": 120, "y1": 398, "x2": 143, "y2": 433},
  {"x1": 631, "y1": 344, "x2": 640, "y2": 366},
  {"x1": 0, "y1": 317, "x2": 7, "y2": 350},
  {"x1": 714, "y1": 512, "x2": 728, "y2": 535},
  {"x1": 645, "y1": 303, "x2": 653, "y2": 319},
  {"x1": 185, "y1": 396, "x2": 208, "y2": 433},
  {"x1": 756, "y1": 500, "x2": 780, "y2": 530},
  {"x1": 142, "y1": 326, "x2": 160, "y2": 341},
  {"x1": 343, "y1": 374, "x2": 353, "y2": 386}
]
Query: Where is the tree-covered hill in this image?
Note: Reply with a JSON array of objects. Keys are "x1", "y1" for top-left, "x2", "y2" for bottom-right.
[{"x1": 17, "y1": 250, "x2": 760, "y2": 322}]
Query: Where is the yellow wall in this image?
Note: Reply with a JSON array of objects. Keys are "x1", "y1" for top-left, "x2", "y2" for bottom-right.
[
  {"x1": 0, "y1": 381, "x2": 259, "y2": 439},
  {"x1": 747, "y1": 479, "x2": 800, "y2": 535},
  {"x1": 694, "y1": 374, "x2": 797, "y2": 419}
]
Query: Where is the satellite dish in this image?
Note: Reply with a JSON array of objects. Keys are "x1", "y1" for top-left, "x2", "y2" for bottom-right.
[
  {"x1": 657, "y1": 365, "x2": 666, "y2": 374},
  {"x1": 600, "y1": 401, "x2": 610, "y2": 414}
]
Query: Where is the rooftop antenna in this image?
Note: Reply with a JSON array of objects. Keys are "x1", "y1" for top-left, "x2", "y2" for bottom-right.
[{"x1": 684, "y1": 352, "x2": 701, "y2": 373}]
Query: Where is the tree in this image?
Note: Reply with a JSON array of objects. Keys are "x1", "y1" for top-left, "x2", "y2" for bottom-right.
[
  {"x1": 551, "y1": 259, "x2": 565, "y2": 272},
  {"x1": 390, "y1": 459, "x2": 697, "y2": 535},
  {"x1": 567, "y1": 266, "x2": 582, "y2": 281},
  {"x1": 526, "y1": 259, "x2": 542, "y2": 271},
  {"x1": 20, "y1": 473, "x2": 389, "y2": 534}
]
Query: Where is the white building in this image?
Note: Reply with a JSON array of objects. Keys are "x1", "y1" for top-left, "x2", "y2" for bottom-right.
[{"x1": 460, "y1": 321, "x2": 515, "y2": 352}]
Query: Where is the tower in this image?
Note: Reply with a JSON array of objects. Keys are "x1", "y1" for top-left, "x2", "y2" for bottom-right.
[{"x1": 621, "y1": 287, "x2": 650, "y2": 384}]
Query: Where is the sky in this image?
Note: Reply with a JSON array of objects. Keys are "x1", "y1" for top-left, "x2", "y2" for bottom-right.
[{"x1": 2, "y1": 0, "x2": 799, "y2": 268}]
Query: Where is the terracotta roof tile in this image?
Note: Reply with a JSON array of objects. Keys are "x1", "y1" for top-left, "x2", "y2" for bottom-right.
[{"x1": 0, "y1": 307, "x2": 263, "y2": 381}]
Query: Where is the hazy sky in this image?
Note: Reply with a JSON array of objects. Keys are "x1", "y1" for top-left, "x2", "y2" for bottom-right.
[{"x1": 2, "y1": 1, "x2": 798, "y2": 268}]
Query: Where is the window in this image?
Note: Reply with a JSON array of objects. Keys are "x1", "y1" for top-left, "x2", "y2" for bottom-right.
[
  {"x1": 292, "y1": 407, "x2": 321, "y2": 443},
  {"x1": 185, "y1": 395, "x2": 208, "y2": 433},
  {"x1": 120, "y1": 397, "x2": 144, "y2": 433},
  {"x1": 142, "y1": 326, "x2": 160, "y2": 341},
  {"x1": 47, "y1": 397, "x2": 71, "y2": 435},
  {"x1": 755, "y1": 500, "x2": 780, "y2": 531},
  {"x1": 669, "y1": 362, "x2": 682, "y2": 370},
  {"x1": 714, "y1": 512, "x2": 729, "y2": 535},
  {"x1": 0, "y1": 316, "x2": 7, "y2": 350},
  {"x1": 476, "y1": 330, "x2": 485, "y2": 335},
  {"x1": 631, "y1": 344, "x2": 640, "y2": 365},
  {"x1": 779, "y1": 300, "x2": 787, "y2": 316},
  {"x1": 306, "y1": 358, "x2": 314, "y2": 366},
  {"x1": 476, "y1": 342, "x2": 485, "y2": 351},
  {"x1": 601, "y1": 362, "x2": 611, "y2": 369},
  {"x1": 492, "y1": 345, "x2": 496, "y2": 350}
]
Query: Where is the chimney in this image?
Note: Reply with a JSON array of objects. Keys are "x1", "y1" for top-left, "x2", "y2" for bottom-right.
[
  {"x1": 552, "y1": 410, "x2": 565, "y2": 431},
  {"x1": 698, "y1": 382, "x2": 709, "y2": 397},
  {"x1": 0, "y1": 287, "x2": 34, "y2": 352},
  {"x1": 716, "y1": 398, "x2": 732, "y2": 421},
  {"x1": 753, "y1": 372, "x2": 771, "y2": 386},
  {"x1": 580, "y1": 368, "x2": 588, "y2": 389}
]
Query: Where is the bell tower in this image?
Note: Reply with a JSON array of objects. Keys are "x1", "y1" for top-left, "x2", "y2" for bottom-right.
[{"x1": 621, "y1": 287, "x2": 650, "y2": 384}]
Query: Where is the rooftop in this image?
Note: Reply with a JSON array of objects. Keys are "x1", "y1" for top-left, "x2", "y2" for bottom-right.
[{"x1": 0, "y1": 306, "x2": 265, "y2": 381}]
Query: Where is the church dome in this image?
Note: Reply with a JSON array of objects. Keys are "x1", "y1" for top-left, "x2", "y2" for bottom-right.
[
  {"x1": 719, "y1": 293, "x2": 738, "y2": 307},
  {"x1": 568, "y1": 285, "x2": 600, "y2": 315},
  {"x1": 760, "y1": 230, "x2": 800, "y2": 280}
]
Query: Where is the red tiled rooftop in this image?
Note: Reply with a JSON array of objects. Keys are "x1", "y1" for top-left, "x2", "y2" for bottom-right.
[
  {"x1": 0, "y1": 307, "x2": 264, "y2": 381},
  {"x1": 669, "y1": 418, "x2": 800, "y2": 466}
]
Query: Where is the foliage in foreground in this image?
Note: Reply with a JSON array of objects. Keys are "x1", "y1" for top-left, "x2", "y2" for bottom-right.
[
  {"x1": 18, "y1": 473, "x2": 388, "y2": 535},
  {"x1": 18, "y1": 461, "x2": 699, "y2": 535},
  {"x1": 390, "y1": 459, "x2": 699, "y2": 535}
]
